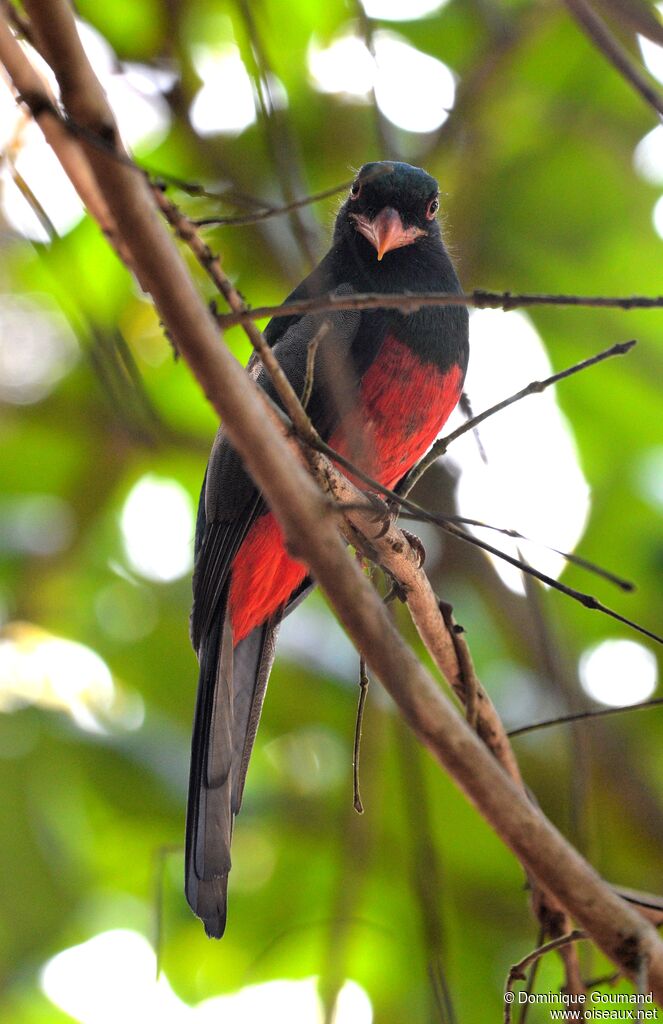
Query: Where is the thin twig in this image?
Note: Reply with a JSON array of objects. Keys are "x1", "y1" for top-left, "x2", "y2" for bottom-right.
[
  {"x1": 8, "y1": 161, "x2": 57, "y2": 237},
  {"x1": 585, "y1": 971, "x2": 621, "y2": 990},
  {"x1": 400, "y1": 340, "x2": 637, "y2": 496},
  {"x1": 564, "y1": 0, "x2": 663, "y2": 118},
  {"x1": 353, "y1": 657, "x2": 370, "y2": 814},
  {"x1": 435, "y1": 521, "x2": 663, "y2": 646},
  {"x1": 330, "y1": 490, "x2": 662, "y2": 647},
  {"x1": 193, "y1": 179, "x2": 354, "y2": 227},
  {"x1": 236, "y1": 0, "x2": 320, "y2": 265},
  {"x1": 504, "y1": 930, "x2": 587, "y2": 1024},
  {"x1": 517, "y1": 926, "x2": 546, "y2": 1024},
  {"x1": 508, "y1": 697, "x2": 663, "y2": 738},
  {"x1": 301, "y1": 322, "x2": 326, "y2": 410},
  {"x1": 396, "y1": 510, "x2": 634, "y2": 592},
  {"x1": 217, "y1": 289, "x2": 663, "y2": 327},
  {"x1": 459, "y1": 390, "x2": 488, "y2": 463}
]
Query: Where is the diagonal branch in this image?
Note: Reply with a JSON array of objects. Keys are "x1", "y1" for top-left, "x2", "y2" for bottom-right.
[
  {"x1": 508, "y1": 697, "x2": 663, "y2": 738},
  {"x1": 400, "y1": 339, "x2": 637, "y2": 495},
  {"x1": 191, "y1": 178, "x2": 353, "y2": 227},
  {"x1": 563, "y1": 0, "x2": 663, "y2": 119}
]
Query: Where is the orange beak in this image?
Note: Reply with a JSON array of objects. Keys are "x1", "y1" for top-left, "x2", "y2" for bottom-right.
[{"x1": 351, "y1": 207, "x2": 425, "y2": 261}]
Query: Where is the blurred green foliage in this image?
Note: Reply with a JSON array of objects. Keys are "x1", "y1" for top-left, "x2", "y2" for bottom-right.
[{"x1": 0, "y1": 0, "x2": 662, "y2": 1021}]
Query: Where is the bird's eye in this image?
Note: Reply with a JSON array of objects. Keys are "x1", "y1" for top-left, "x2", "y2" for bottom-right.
[
  {"x1": 350, "y1": 181, "x2": 362, "y2": 200},
  {"x1": 426, "y1": 195, "x2": 439, "y2": 220}
]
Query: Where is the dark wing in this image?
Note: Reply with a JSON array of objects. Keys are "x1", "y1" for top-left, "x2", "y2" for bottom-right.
[
  {"x1": 262, "y1": 249, "x2": 337, "y2": 349},
  {"x1": 186, "y1": 291, "x2": 360, "y2": 937}
]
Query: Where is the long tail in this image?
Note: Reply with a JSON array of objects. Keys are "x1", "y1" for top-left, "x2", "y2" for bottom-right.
[{"x1": 185, "y1": 606, "x2": 280, "y2": 938}]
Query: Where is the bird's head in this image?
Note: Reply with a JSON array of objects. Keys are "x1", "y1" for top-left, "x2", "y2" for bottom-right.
[{"x1": 335, "y1": 161, "x2": 441, "y2": 263}]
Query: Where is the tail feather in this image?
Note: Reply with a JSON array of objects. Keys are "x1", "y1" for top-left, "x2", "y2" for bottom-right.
[
  {"x1": 185, "y1": 606, "x2": 281, "y2": 937},
  {"x1": 231, "y1": 616, "x2": 281, "y2": 813}
]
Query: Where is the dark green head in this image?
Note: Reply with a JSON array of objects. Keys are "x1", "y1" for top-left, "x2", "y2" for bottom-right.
[{"x1": 335, "y1": 161, "x2": 441, "y2": 261}]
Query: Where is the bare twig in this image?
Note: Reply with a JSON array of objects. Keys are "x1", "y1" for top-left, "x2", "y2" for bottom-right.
[
  {"x1": 416, "y1": 513, "x2": 634, "y2": 591},
  {"x1": 400, "y1": 340, "x2": 637, "y2": 496},
  {"x1": 353, "y1": 656, "x2": 370, "y2": 813},
  {"x1": 440, "y1": 521, "x2": 663, "y2": 645},
  {"x1": 217, "y1": 289, "x2": 663, "y2": 327},
  {"x1": 301, "y1": 323, "x2": 326, "y2": 410},
  {"x1": 193, "y1": 178, "x2": 354, "y2": 227},
  {"x1": 564, "y1": 0, "x2": 663, "y2": 119},
  {"x1": 508, "y1": 697, "x2": 663, "y2": 738},
  {"x1": 236, "y1": 0, "x2": 320, "y2": 265},
  {"x1": 517, "y1": 925, "x2": 546, "y2": 1024},
  {"x1": 504, "y1": 930, "x2": 587, "y2": 1024}
]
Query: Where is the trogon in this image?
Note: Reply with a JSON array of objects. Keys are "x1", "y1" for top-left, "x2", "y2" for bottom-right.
[{"x1": 186, "y1": 161, "x2": 470, "y2": 936}]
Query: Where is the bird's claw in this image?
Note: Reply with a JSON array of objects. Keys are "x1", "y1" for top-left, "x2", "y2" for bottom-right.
[
  {"x1": 401, "y1": 529, "x2": 426, "y2": 568},
  {"x1": 363, "y1": 492, "x2": 394, "y2": 538}
]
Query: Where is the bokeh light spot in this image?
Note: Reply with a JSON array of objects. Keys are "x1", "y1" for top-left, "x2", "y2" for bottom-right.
[
  {"x1": 308, "y1": 35, "x2": 375, "y2": 97},
  {"x1": 120, "y1": 475, "x2": 194, "y2": 583},
  {"x1": 362, "y1": 0, "x2": 450, "y2": 19},
  {"x1": 447, "y1": 309, "x2": 590, "y2": 594},
  {"x1": 191, "y1": 45, "x2": 257, "y2": 135},
  {"x1": 653, "y1": 194, "x2": 663, "y2": 239},
  {"x1": 0, "y1": 494, "x2": 75, "y2": 555},
  {"x1": 308, "y1": 31, "x2": 455, "y2": 133},
  {"x1": 374, "y1": 34, "x2": 455, "y2": 132},
  {"x1": 639, "y1": 29, "x2": 663, "y2": 86},
  {"x1": 0, "y1": 622, "x2": 143, "y2": 733},
  {"x1": 633, "y1": 125, "x2": 663, "y2": 185},
  {"x1": 41, "y1": 929, "x2": 373, "y2": 1022},
  {"x1": 0, "y1": 295, "x2": 79, "y2": 404},
  {"x1": 579, "y1": 639, "x2": 658, "y2": 707}
]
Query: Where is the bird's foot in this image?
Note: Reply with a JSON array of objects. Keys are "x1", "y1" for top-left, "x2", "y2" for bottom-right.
[
  {"x1": 401, "y1": 528, "x2": 426, "y2": 568},
  {"x1": 362, "y1": 492, "x2": 398, "y2": 538}
]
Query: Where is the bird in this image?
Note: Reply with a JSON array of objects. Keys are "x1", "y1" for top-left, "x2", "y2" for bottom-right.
[{"x1": 186, "y1": 160, "x2": 470, "y2": 937}]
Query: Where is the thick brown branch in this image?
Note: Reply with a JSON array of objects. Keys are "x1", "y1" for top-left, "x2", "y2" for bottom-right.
[{"x1": 317, "y1": 459, "x2": 523, "y2": 787}]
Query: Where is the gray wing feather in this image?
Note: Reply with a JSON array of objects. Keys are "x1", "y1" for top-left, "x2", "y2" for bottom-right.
[{"x1": 186, "y1": 288, "x2": 359, "y2": 937}]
